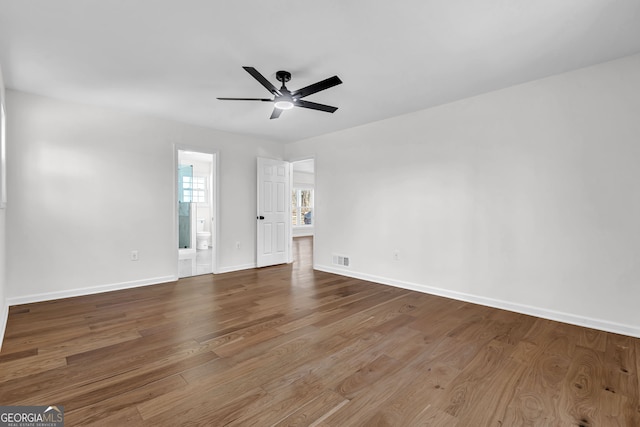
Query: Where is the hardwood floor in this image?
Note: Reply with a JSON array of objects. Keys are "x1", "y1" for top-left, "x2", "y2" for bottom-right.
[{"x1": 1, "y1": 236, "x2": 639, "y2": 426}]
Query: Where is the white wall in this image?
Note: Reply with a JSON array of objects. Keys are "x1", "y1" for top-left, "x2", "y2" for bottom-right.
[
  {"x1": 0, "y1": 65, "x2": 7, "y2": 349},
  {"x1": 5, "y1": 90, "x2": 283, "y2": 304},
  {"x1": 286, "y1": 54, "x2": 640, "y2": 337}
]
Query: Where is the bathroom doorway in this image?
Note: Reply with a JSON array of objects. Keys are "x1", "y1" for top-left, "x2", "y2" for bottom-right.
[{"x1": 177, "y1": 149, "x2": 217, "y2": 278}]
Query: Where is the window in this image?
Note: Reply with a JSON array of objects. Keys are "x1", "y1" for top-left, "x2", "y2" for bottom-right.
[
  {"x1": 182, "y1": 176, "x2": 207, "y2": 203},
  {"x1": 292, "y1": 188, "x2": 313, "y2": 226}
]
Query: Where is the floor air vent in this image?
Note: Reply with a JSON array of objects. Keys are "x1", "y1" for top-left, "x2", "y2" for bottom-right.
[{"x1": 332, "y1": 254, "x2": 350, "y2": 267}]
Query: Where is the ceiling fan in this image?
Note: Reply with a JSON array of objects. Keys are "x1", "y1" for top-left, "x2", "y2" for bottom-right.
[{"x1": 218, "y1": 67, "x2": 343, "y2": 119}]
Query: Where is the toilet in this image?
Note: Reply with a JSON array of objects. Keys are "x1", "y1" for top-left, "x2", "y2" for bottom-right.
[{"x1": 196, "y1": 218, "x2": 211, "y2": 250}]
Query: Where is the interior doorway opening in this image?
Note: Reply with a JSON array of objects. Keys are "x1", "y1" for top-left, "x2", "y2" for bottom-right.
[
  {"x1": 290, "y1": 158, "x2": 315, "y2": 270},
  {"x1": 177, "y1": 149, "x2": 217, "y2": 277},
  {"x1": 292, "y1": 236, "x2": 313, "y2": 270},
  {"x1": 291, "y1": 159, "x2": 315, "y2": 238}
]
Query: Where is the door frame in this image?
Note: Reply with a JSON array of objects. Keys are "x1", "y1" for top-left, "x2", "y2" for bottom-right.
[{"x1": 174, "y1": 145, "x2": 220, "y2": 275}]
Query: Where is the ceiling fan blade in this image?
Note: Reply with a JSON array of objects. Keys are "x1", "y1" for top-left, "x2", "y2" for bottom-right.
[
  {"x1": 270, "y1": 108, "x2": 283, "y2": 120},
  {"x1": 217, "y1": 97, "x2": 272, "y2": 101},
  {"x1": 294, "y1": 99, "x2": 338, "y2": 113},
  {"x1": 291, "y1": 75, "x2": 342, "y2": 99},
  {"x1": 243, "y1": 66, "x2": 281, "y2": 96}
]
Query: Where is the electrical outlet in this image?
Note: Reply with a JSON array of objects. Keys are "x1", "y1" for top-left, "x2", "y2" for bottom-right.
[
  {"x1": 393, "y1": 249, "x2": 400, "y2": 261},
  {"x1": 236, "y1": 241, "x2": 241, "y2": 249},
  {"x1": 131, "y1": 250, "x2": 139, "y2": 261}
]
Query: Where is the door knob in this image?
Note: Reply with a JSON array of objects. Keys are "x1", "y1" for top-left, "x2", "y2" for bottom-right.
[{"x1": 257, "y1": 216, "x2": 265, "y2": 220}]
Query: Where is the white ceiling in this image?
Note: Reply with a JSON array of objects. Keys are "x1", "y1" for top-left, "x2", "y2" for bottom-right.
[{"x1": 1, "y1": 1, "x2": 639, "y2": 143}]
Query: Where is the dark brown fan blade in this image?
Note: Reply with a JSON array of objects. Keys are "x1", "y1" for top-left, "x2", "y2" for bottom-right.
[
  {"x1": 294, "y1": 99, "x2": 338, "y2": 113},
  {"x1": 243, "y1": 67, "x2": 281, "y2": 96},
  {"x1": 217, "y1": 97, "x2": 272, "y2": 101},
  {"x1": 291, "y1": 75, "x2": 342, "y2": 99},
  {"x1": 270, "y1": 108, "x2": 283, "y2": 120}
]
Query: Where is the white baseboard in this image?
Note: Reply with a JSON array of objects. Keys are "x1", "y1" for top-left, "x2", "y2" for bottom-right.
[
  {"x1": 314, "y1": 264, "x2": 640, "y2": 339},
  {"x1": 0, "y1": 301, "x2": 8, "y2": 351},
  {"x1": 216, "y1": 263, "x2": 257, "y2": 274},
  {"x1": 6, "y1": 275, "x2": 178, "y2": 307},
  {"x1": 4, "y1": 263, "x2": 262, "y2": 308}
]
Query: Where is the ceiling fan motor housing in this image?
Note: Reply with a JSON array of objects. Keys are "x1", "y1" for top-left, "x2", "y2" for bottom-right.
[{"x1": 276, "y1": 70, "x2": 291, "y2": 84}]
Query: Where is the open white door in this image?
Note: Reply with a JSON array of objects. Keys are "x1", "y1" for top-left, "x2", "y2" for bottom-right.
[{"x1": 257, "y1": 157, "x2": 290, "y2": 267}]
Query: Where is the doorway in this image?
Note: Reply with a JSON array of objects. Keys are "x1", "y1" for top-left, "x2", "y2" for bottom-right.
[
  {"x1": 291, "y1": 158, "x2": 315, "y2": 269},
  {"x1": 256, "y1": 157, "x2": 291, "y2": 268},
  {"x1": 254, "y1": 157, "x2": 315, "y2": 269},
  {"x1": 291, "y1": 159, "x2": 315, "y2": 238},
  {"x1": 177, "y1": 149, "x2": 217, "y2": 277}
]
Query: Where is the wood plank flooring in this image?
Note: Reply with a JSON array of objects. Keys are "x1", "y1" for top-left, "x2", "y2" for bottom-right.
[{"x1": 1, "y1": 237, "x2": 639, "y2": 426}]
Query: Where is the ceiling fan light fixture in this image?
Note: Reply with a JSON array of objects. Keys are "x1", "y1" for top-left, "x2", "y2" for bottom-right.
[
  {"x1": 274, "y1": 100, "x2": 294, "y2": 110},
  {"x1": 219, "y1": 67, "x2": 342, "y2": 119}
]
